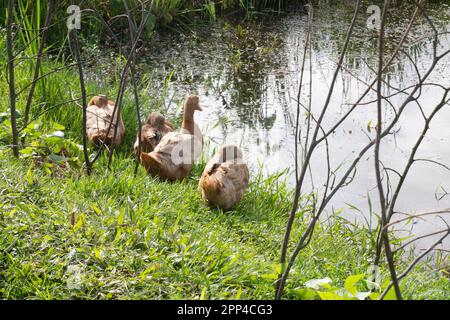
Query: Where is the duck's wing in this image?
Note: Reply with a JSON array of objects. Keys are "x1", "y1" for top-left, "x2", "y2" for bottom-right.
[
  {"x1": 201, "y1": 153, "x2": 221, "y2": 176},
  {"x1": 86, "y1": 106, "x2": 108, "y2": 145},
  {"x1": 141, "y1": 147, "x2": 190, "y2": 182},
  {"x1": 154, "y1": 132, "x2": 200, "y2": 159},
  {"x1": 99, "y1": 103, "x2": 124, "y2": 144},
  {"x1": 154, "y1": 132, "x2": 180, "y2": 154},
  {"x1": 221, "y1": 162, "x2": 250, "y2": 193},
  {"x1": 87, "y1": 105, "x2": 108, "y2": 131},
  {"x1": 199, "y1": 161, "x2": 248, "y2": 210},
  {"x1": 199, "y1": 162, "x2": 223, "y2": 197},
  {"x1": 86, "y1": 105, "x2": 97, "y2": 130}
]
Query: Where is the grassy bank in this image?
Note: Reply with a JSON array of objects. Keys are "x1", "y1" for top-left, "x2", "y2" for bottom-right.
[{"x1": 0, "y1": 155, "x2": 449, "y2": 299}]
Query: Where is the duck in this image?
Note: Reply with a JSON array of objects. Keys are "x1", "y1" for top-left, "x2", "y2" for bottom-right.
[
  {"x1": 140, "y1": 95, "x2": 203, "y2": 181},
  {"x1": 199, "y1": 145, "x2": 249, "y2": 211},
  {"x1": 134, "y1": 112, "x2": 174, "y2": 155},
  {"x1": 86, "y1": 95, "x2": 125, "y2": 147}
]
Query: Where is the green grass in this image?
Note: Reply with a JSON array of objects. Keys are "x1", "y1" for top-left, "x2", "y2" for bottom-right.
[
  {"x1": 0, "y1": 155, "x2": 449, "y2": 299},
  {"x1": 0, "y1": 157, "x2": 285, "y2": 299}
]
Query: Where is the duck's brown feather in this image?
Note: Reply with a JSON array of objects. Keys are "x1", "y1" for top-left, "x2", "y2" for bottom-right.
[{"x1": 199, "y1": 148, "x2": 249, "y2": 211}]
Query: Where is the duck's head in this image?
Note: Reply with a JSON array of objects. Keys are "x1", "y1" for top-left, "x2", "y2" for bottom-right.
[
  {"x1": 146, "y1": 112, "x2": 166, "y2": 127},
  {"x1": 184, "y1": 95, "x2": 203, "y2": 113},
  {"x1": 89, "y1": 95, "x2": 108, "y2": 108},
  {"x1": 218, "y1": 144, "x2": 243, "y2": 163}
]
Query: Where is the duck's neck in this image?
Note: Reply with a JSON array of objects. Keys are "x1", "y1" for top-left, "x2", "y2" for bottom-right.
[{"x1": 181, "y1": 108, "x2": 195, "y2": 135}]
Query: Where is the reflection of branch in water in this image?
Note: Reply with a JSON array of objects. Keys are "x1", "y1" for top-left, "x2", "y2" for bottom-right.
[
  {"x1": 435, "y1": 186, "x2": 449, "y2": 202},
  {"x1": 385, "y1": 209, "x2": 450, "y2": 229},
  {"x1": 393, "y1": 228, "x2": 450, "y2": 255}
]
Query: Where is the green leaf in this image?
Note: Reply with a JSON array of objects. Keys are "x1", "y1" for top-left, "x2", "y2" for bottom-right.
[
  {"x1": 390, "y1": 235, "x2": 413, "y2": 245},
  {"x1": 234, "y1": 287, "x2": 243, "y2": 300},
  {"x1": 117, "y1": 208, "x2": 125, "y2": 225},
  {"x1": 261, "y1": 273, "x2": 278, "y2": 280},
  {"x1": 73, "y1": 214, "x2": 85, "y2": 231},
  {"x1": 291, "y1": 288, "x2": 317, "y2": 300},
  {"x1": 20, "y1": 147, "x2": 34, "y2": 155},
  {"x1": 45, "y1": 136, "x2": 64, "y2": 144},
  {"x1": 200, "y1": 286, "x2": 207, "y2": 300},
  {"x1": 48, "y1": 154, "x2": 69, "y2": 163},
  {"x1": 114, "y1": 228, "x2": 122, "y2": 242},
  {"x1": 43, "y1": 165, "x2": 52, "y2": 175},
  {"x1": 52, "y1": 123, "x2": 65, "y2": 131},
  {"x1": 92, "y1": 204, "x2": 102, "y2": 215},
  {"x1": 94, "y1": 247, "x2": 103, "y2": 260},
  {"x1": 317, "y1": 291, "x2": 344, "y2": 300},
  {"x1": 382, "y1": 287, "x2": 398, "y2": 300},
  {"x1": 344, "y1": 274, "x2": 364, "y2": 294},
  {"x1": 139, "y1": 267, "x2": 156, "y2": 282},
  {"x1": 26, "y1": 167, "x2": 34, "y2": 185},
  {"x1": 368, "y1": 292, "x2": 381, "y2": 300}
]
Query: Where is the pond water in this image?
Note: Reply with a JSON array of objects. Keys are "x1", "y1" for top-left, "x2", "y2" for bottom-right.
[{"x1": 132, "y1": 2, "x2": 450, "y2": 251}]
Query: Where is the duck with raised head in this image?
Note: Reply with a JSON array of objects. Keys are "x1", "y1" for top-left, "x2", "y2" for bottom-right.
[
  {"x1": 199, "y1": 145, "x2": 249, "y2": 211},
  {"x1": 86, "y1": 95, "x2": 125, "y2": 147},
  {"x1": 134, "y1": 112, "x2": 174, "y2": 155},
  {"x1": 140, "y1": 95, "x2": 203, "y2": 181}
]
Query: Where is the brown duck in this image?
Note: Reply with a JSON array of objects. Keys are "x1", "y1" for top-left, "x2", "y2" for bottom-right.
[
  {"x1": 199, "y1": 145, "x2": 249, "y2": 211},
  {"x1": 140, "y1": 95, "x2": 203, "y2": 181},
  {"x1": 86, "y1": 95, "x2": 125, "y2": 147}
]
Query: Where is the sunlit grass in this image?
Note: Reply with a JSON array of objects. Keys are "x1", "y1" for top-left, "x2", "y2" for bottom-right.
[{"x1": 1, "y1": 155, "x2": 449, "y2": 299}]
